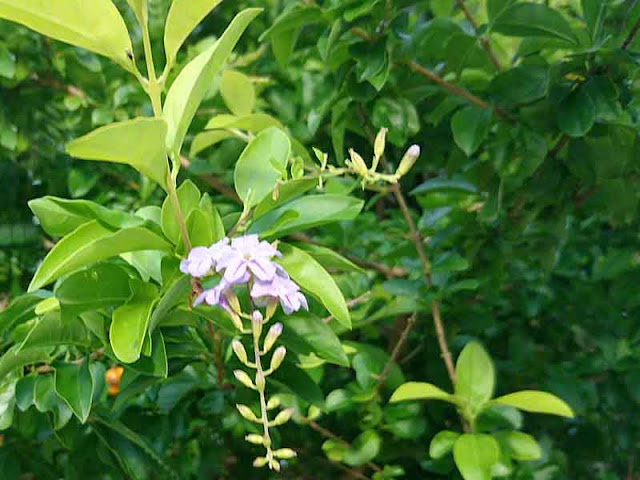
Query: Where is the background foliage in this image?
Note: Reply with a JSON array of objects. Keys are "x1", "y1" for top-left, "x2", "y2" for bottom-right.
[{"x1": 0, "y1": 0, "x2": 639, "y2": 479}]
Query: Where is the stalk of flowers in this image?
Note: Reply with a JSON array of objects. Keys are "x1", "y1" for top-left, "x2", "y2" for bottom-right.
[{"x1": 180, "y1": 234, "x2": 307, "y2": 471}]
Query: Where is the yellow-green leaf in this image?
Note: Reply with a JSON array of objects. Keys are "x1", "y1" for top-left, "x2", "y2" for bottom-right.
[
  {"x1": 126, "y1": 0, "x2": 148, "y2": 26},
  {"x1": 66, "y1": 118, "x2": 168, "y2": 189},
  {"x1": 0, "y1": 0, "x2": 134, "y2": 71},
  {"x1": 492, "y1": 390, "x2": 575, "y2": 418},
  {"x1": 390, "y1": 381, "x2": 457, "y2": 404},
  {"x1": 221, "y1": 69, "x2": 255, "y2": 116},
  {"x1": 453, "y1": 434, "x2": 500, "y2": 480},
  {"x1": 205, "y1": 113, "x2": 283, "y2": 132}
]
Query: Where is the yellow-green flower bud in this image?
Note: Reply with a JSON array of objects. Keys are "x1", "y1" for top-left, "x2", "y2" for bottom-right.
[
  {"x1": 255, "y1": 371, "x2": 266, "y2": 391},
  {"x1": 245, "y1": 434, "x2": 264, "y2": 445},
  {"x1": 373, "y1": 127, "x2": 388, "y2": 169},
  {"x1": 234, "y1": 370, "x2": 255, "y2": 389},
  {"x1": 253, "y1": 457, "x2": 268, "y2": 468},
  {"x1": 273, "y1": 448, "x2": 297, "y2": 459},
  {"x1": 229, "y1": 311, "x2": 244, "y2": 332},
  {"x1": 252, "y1": 310, "x2": 264, "y2": 338},
  {"x1": 396, "y1": 144, "x2": 421, "y2": 177},
  {"x1": 270, "y1": 346, "x2": 286, "y2": 371},
  {"x1": 263, "y1": 322, "x2": 282, "y2": 353},
  {"x1": 237, "y1": 404, "x2": 259, "y2": 422},
  {"x1": 266, "y1": 396, "x2": 281, "y2": 410},
  {"x1": 232, "y1": 340, "x2": 248, "y2": 364},
  {"x1": 271, "y1": 408, "x2": 293, "y2": 426},
  {"x1": 269, "y1": 459, "x2": 281, "y2": 472},
  {"x1": 226, "y1": 290, "x2": 241, "y2": 314},
  {"x1": 348, "y1": 148, "x2": 369, "y2": 177}
]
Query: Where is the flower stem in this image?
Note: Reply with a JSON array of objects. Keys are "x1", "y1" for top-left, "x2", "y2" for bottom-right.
[{"x1": 251, "y1": 310, "x2": 274, "y2": 463}]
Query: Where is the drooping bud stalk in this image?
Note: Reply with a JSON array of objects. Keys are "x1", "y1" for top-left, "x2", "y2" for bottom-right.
[
  {"x1": 263, "y1": 323, "x2": 282, "y2": 353},
  {"x1": 237, "y1": 404, "x2": 260, "y2": 423},
  {"x1": 396, "y1": 144, "x2": 421, "y2": 177},
  {"x1": 232, "y1": 339, "x2": 248, "y2": 364},
  {"x1": 270, "y1": 346, "x2": 286, "y2": 372},
  {"x1": 234, "y1": 370, "x2": 256, "y2": 390},
  {"x1": 348, "y1": 148, "x2": 369, "y2": 177},
  {"x1": 271, "y1": 408, "x2": 294, "y2": 426},
  {"x1": 251, "y1": 310, "x2": 264, "y2": 339},
  {"x1": 273, "y1": 448, "x2": 297, "y2": 459},
  {"x1": 373, "y1": 127, "x2": 388, "y2": 171}
]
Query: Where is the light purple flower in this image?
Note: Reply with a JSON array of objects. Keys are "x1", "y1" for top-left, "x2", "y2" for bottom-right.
[
  {"x1": 251, "y1": 267, "x2": 308, "y2": 315},
  {"x1": 217, "y1": 235, "x2": 281, "y2": 284},
  {"x1": 194, "y1": 280, "x2": 229, "y2": 308},
  {"x1": 180, "y1": 246, "x2": 214, "y2": 278}
]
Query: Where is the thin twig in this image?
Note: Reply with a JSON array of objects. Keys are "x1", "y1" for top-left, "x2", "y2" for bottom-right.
[
  {"x1": 622, "y1": 15, "x2": 640, "y2": 50},
  {"x1": 323, "y1": 291, "x2": 372, "y2": 324},
  {"x1": 453, "y1": 0, "x2": 503, "y2": 71},
  {"x1": 375, "y1": 314, "x2": 416, "y2": 392}
]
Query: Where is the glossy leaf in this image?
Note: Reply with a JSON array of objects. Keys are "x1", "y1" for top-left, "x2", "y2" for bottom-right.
[
  {"x1": 0, "y1": 346, "x2": 51, "y2": 382},
  {"x1": 29, "y1": 221, "x2": 172, "y2": 292},
  {"x1": 430, "y1": 430, "x2": 460, "y2": 459},
  {"x1": 54, "y1": 359, "x2": 93, "y2": 423},
  {"x1": 0, "y1": 0, "x2": 134, "y2": 70},
  {"x1": 492, "y1": 3, "x2": 578, "y2": 45},
  {"x1": 190, "y1": 130, "x2": 234, "y2": 156},
  {"x1": 205, "y1": 113, "x2": 283, "y2": 132},
  {"x1": 126, "y1": 0, "x2": 147, "y2": 26},
  {"x1": 163, "y1": 8, "x2": 262, "y2": 155},
  {"x1": 20, "y1": 311, "x2": 89, "y2": 350},
  {"x1": 455, "y1": 342, "x2": 495, "y2": 410},
  {"x1": 66, "y1": 118, "x2": 169, "y2": 189},
  {"x1": 161, "y1": 179, "x2": 200, "y2": 246},
  {"x1": 558, "y1": 86, "x2": 596, "y2": 138},
  {"x1": 492, "y1": 390, "x2": 575, "y2": 418},
  {"x1": 277, "y1": 244, "x2": 351, "y2": 329},
  {"x1": 453, "y1": 434, "x2": 500, "y2": 480},
  {"x1": 390, "y1": 382, "x2": 457, "y2": 404},
  {"x1": 221, "y1": 69, "x2": 255, "y2": 116},
  {"x1": 281, "y1": 315, "x2": 349, "y2": 366},
  {"x1": 495, "y1": 431, "x2": 542, "y2": 461},
  {"x1": 451, "y1": 106, "x2": 492, "y2": 156},
  {"x1": 343, "y1": 430, "x2": 381, "y2": 467}
]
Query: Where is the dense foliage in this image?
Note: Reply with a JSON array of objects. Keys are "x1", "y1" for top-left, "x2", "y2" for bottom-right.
[{"x1": 0, "y1": 0, "x2": 639, "y2": 479}]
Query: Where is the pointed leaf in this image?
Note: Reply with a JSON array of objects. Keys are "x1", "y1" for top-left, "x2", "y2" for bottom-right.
[
  {"x1": 455, "y1": 342, "x2": 495, "y2": 410},
  {"x1": 66, "y1": 118, "x2": 168, "y2": 189},
  {"x1": 492, "y1": 390, "x2": 575, "y2": 418},
  {"x1": 451, "y1": 106, "x2": 492, "y2": 156},
  {"x1": 20, "y1": 311, "x2": 89, "y2": 350},
  {"x1": 54, "y1": 359, "x2": 94, "y2": 423},
  {"x1": 390, "y1": 382, "x2": 457, "y2": 403},
  {"x1": 494, "y1": 431, "x2": 542, "y2": 461},
  {"x1": 221, "y1": 69, "x2": 255, "y2": 115},
  {"x1": 430, "y1": 430, "x2": 460, "y2": 459},
  {"x1": 161, "y1": 179, "x2": 201, "y2": 246},
  {"x1": 492, "y1": 3, "x2": 578, "y2": 44},
  {"x1": 0, "y1": 346, "x2": 51, "y2": 379}
]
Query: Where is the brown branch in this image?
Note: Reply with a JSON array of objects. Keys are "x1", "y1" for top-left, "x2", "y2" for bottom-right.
[
  {"x1": 622, "y1": 15, "x2": 640, "y2": 50},
  {"x1": 30, "y1": 74, "x2": 87, "y2": 101},
  {"x1": 375, "y1": 314, "x2": 416, "y2": 392},
  {"x1": 453, "y1": 0, "x2": 503, "y2": 71}
]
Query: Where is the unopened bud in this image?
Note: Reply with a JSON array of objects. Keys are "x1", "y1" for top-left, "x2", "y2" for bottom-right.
[
  {"x1": 226, "y1": 291, "x2": 241, "y2": 314},
  {"x1": 245, "y1": 434, "x2": 264, "y2": 445},
  {"x1": 266, "y1": 298, "x2": 278, "y2": 320},
  {"x1": 348, "y1": 149, "x2": 369, "y2": 177},
  {"x1": 373, "y1": 128, "x2": 387, "y2": 168},
  {"x1": 270, "y1": 346, "x2": 286, "y2": 371},
  {"x1": 253, "y1": 456, "x2": 268, "y2": 468},
  {"x1": 273, "y1": 448, "x2": 297, "y2": 459},
  {"x1": 252, "y1": 310, "x2": 264, "y2": 338},
  {"x1": 229, "y1": 311, "x2": 244, "y2": 332},
  {"x1": 266, "y1": 396, "x2": 281, "y2": 410},
  {"x1": 396, "y1": 144, "x2": 420, "y2": 177},
  {"x1": 255, "y1": 372, "x2": 266, "y2": 391},
  {"x1": 269, "y1": 459, "x2": 281, "y2": 471},
  {"x1": 232, "y1": 340, "x2": 248, "y2": 364},
  {"x1": 234, "y1": 370, "x2": 255, "y2": 389},
  {"x1": 237, "y1": 404, "x2": 259, "y2": 422},
  {"x1": 263, "y1": 323, "x2": 283, "y2": 353},
  {"x1": 271, "y1": 408, "x2": 293, "y2": 426}
]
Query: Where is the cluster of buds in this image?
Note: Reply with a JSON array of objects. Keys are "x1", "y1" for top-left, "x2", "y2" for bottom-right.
[
  {"x1": 314, "y1": 128, "x2": 421, "y2": 189},
  {"x1": 233, "y1": 310, "x2": 296, "y2": 471}
]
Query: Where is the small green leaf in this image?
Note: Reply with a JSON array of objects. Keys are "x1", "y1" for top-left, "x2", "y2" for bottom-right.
[
  {"x1": 455, "y1": 342, "x2": 495, "y2": 410},
  {"x1": 280, "y1": 315, "x2": 349, "y2": 366},
  {"x1": 20, "y1": 311, "x2": 89, "y2": 350},
  {"x1": 558, "y1": 87, "x2": 595, "y2": 138},
  {"x1": 0, "y1": 346, "x2": 51, "y2": 382},
  {"x1": 0, "y1": 374, "x2": 17, "y2": 431},
  {"x1": 390, "y1": 382, "x2": 457, "y2": 404},
  {"x1": 453, "y1": 434, "x2": 500, "y2": 480},
  {"x1": 492, "y1": 390, "x2": 575, "y2": 418},
  {"x1": 489, "y1": 64, "x2": 550, "y2": 105},
  {"x1": 343, "y1": 430, "x2": 382, "y2": 467},
  {"x1": 0, "y1": 0, "x2": 134, "y2": 70},
  {"x1": 234, "y1": 127, "x2": 291, "y2": 207},
  {"x1": 29, "y1": 221, "x2": 172, "y2": 292},
  {"x1": 190, "y1": 130, "x2": 234, "y2": 156},
  {"x1": 296, "y1": 243, "x2": 364, "y2": 274},
  {"x1": 205, "y1": 113, "x2": 284, "y2": 132},
  {"x1": 161, "y1": 179, "x2": 201, "y2": 246},
  {"x1": 430, "y1": 430, "x2": 460, "y2": 459},
  {"x1": 492, "y1": 2, "x2": 578, "y2": 44},
  {"x1": 277, "y1": 244, "x2": 351, "y2": 329},
  {"x1": 221, "y1": 70, "x2": 255, "y2": 116},
  {"x1": 495, "y1": 431, "x2": 542, "y2": 461},
  {"x1": 451, "y1": 106, "x2": 492, "y2": 156},
  {"x1": 148, "y1": 276, "x2": 191, "y2": 333},
  {"x1": 163, "y1": 8, "x2": 262, "y2": 155},
  {"x1": 110, "y1": 279, "x2": 158, "y2": 364},
  {"x1": 66, "y1": 118, "x2": 169, "y2": 189},
  {"x1": 164, "y1": 0, "x2": 223, "y2": 67},
  {"x1": 54, "y1": 359, "x2": 94, "y2": 423}
]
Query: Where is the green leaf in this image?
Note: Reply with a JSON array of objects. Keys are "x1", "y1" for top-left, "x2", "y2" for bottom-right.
[
  {"x1": 0, "y1": 374, "x2": 17, "y2": 431},
  {"x1": 281, "y1": 315, "x2": 349, "y2": 366},
  {"x1": 250, "y1": 194, "x2": 364, "y2": 237},
  {"x1": 411, "y1": 176, "x2": 478, "y2": 196},
  {"x1": 55, "y1": 263, "x2": 132, "y2": 318},
  {"x1": 390, "y1": 382, "x2": 457, "y2": 404},
  {"x1": 34, "y1": 374, "x2": 72, "y2": 430},
  {"x1": 205, "y1": 113, "x2": 284, "y2": 132},
  {"x1": 343, "y1": 430, "x2": 381, "y2": 467},
  {"x1": 161, "y1": 179, "x2": 201, "y2": 246},
  {"x1": 430, "y1": 430, "x2": 460, "y2": 459},
  {"x1": 455, "y1": 342, "x2": 495, "y2": 410},
  {"x1": 148, "y1": 276, "x2": 191, "y2": 333},
  {"x1": 54, "y1": 359, "x2": 94, "y2": 423},
  {"x1": 558, "y1": 87, "x2": 595, "y2": 138},
  {"x1": 296, "y1": 243, "x2": 364, "y2": 274},
  {"x1": 453, "y1": 434, "x2": 500, "y2": 480},
  {"x1": 221, "y1": 70, "x2": 255, "y2": 116},
  {"x1": 0, "y1": 0, "x2": 134, "y2": 71},
  {"x1": 260, "y1": 4, "x2": 325, "y2": 40},
  {"x1": 492, "y1": 390, "x2": 575, "y2": 418},
  {"x1": 494, "y1": 431, "x2": 542, "y2": 461},
  {"x1": 164, "y1": 0, "x2": 223, "y2": 67},
  {"x1": 451, "y1": 106, "x2": 492, "y2": 156},
  {"x1": 489, "y1": 64, "x2": 550, "y2": 105},
  {"x1": 253, "y1": 178, "x2": 316, "y2": 218},
  {"x1": 190, "y1": 130, "x2": 235, "y2": 156},
  {"x1": 0, "y1": 292, "x2": 49, "y2": 337},
  {"x1": 126, "y1": 0, "x2": 148, "y2": 26},
  {"x1": 110, "y1": 279, "x2": 158, "y2": 364},
  {"x1": 0, "y1": 346, "x2": 51, "y2": 380},
  {"x1": 29, "y1": 221, "x2": 172, "y2": 292},
  {"x1": 199, "y1": 193, "x2": 225, "y2": 242},
  {"x1": 277, "y1": 244, "x2": 351, "y2": 329},
  {"x1": 163, "y1": 8, "x2": 262, "y2": 155},
  {"x1": 66, "y1": 118, "x2": 169, "y2": 189},
  {"x1": 0, "y1": 44, "x2": 15, "y2": 79},
  {"x1": 487, "y1": 0, "x2": 513, "y2": 24},
  {"x1": 269, "y1": 360, "x2": 324, "y2": 406},
  {"x1": 492, "y1": 3, "x2": 578, "y2": 45},
  {"x1": 234, "y1": 127, "x2": 291, "y2": 207},
  {"x1": 20, "y1": 311, "x2": 89, "y2": 350}
]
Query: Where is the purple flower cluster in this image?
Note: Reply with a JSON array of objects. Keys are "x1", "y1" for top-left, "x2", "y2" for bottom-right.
[{"x1": 180, "y1": 235, "x2": 308, "y2": 315}]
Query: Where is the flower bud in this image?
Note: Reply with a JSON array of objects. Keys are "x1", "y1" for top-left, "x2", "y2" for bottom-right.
[
  {"x1": 253, "y1": 457, "x2": 268, "y2": 468},
  {"x1": 234, "y1": 370, "x2": 255, "y2": 390},
  {"x1": 263, "y1": 323, "x2": 283, "y2": 353},
  {"x1": 252, "y1": 311, "x2": 264, "y2": 338},
  {"x1": 255, "y1": 372, "x2": 266, "y2": 391},
  {"x1": 270, "y1": 346, "x2": 286, "y2": 371},
  {"x1": 245, "y1": 434, "x2": 264, "y2": 445},
  {"x1": 273, "y1": 448, "x2": 297, "y2": 459},
  {"x1": 396, "y1": 144, "x2": 421, "y2": 177},
  {"x1": 373, "y1": 128, "x2": 387, "y2": 168},
  {"x1": 266, "y1": 396, "x2": 281, "y2": 410},
  {"x1": 237, "y1": 404, "x2": 259, "y2": 422},
  {"x1": 269, "y1": 459, "x2": 281, "y2": 472},
  {"x1": 266, "y1": 298, "x2": 278, "y2": 320},
  {"x1": 271, "y1": 408, "x2": 293, "y2": 426},
  {"x1": 226, "y1": 290, "x2": 241, "y2": 314},
  {"x1": 348, "y1": 149, "x2": 369, "y2": 177},
  {"x1": 229, "y1": 311, "x2": 244, "y2": 332},
  {"x1": 232, "y1": 340, "x2": 248, "y2": 364}
]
